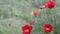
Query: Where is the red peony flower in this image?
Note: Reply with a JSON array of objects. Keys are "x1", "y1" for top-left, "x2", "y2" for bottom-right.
[
  {"x1": 29, "y1": 20, "x2": 34, "y2": 25},
  {"x1": 22, "y1": 24, "x2": 33, "y2": 34},
  {"x1": 33, "y1": 11, "x2": 39, "y2": 16},
  {"x1": 44, "y1": 24, "x2": 53, "y2": 33},
  {"x1": 44, "y1": 1, "x2": 56, "y2": 9}
]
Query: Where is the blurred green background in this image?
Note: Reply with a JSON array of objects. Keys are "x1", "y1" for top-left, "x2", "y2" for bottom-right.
[{"x1": 0, "y1": 0, "x2": 60, "y2": 34}]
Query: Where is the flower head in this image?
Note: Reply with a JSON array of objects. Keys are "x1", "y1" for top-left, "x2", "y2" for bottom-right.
[
  {"x1": 33, "y1": 10, "x2": 39, "y2": 16},
  {"x1": 22, "y1": 24, "x2": 32, "y2": 34},
  {"x1": 44, "y1": 24, "x2": 53, "y2": 33},
  {"x1": 29, "y1": 20, "x2": 34, "y2": 25},
  {"x1": 44, "y1": 1, "x2": 56, "y2": 9}
]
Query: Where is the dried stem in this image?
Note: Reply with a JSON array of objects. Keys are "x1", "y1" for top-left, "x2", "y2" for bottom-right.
[{"x1": 46, "y1": 33, "x2": 49, "y2": 34}]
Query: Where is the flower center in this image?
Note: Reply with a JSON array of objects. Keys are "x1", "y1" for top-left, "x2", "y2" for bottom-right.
[
  {"x1": 46, "y1": 28, "x2": 50, "y2": 31},
  {"x1": 25, "y1": 29, "x2": 29, "y2": 32}
]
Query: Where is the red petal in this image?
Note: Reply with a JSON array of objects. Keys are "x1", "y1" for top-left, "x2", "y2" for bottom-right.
[
  {"x1": 44, "y1": 27, "x2": 51, "y2": 33},
  {"x1": 23, "y1": 31, "x2": 30, "y2": 34},
  {"x1": 29, "y1": 25, "x2": 33, "y2": 30},
  {"x1": 22, "y1": 24, "x2": 33, "y2": 31},
  {"x1": 22, "y1": 24, "x2": 29, "y2": 31}
]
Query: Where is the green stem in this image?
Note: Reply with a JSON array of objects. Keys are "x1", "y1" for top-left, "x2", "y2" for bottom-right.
[
  {"x1": 53, "y1": 0, "x2": 57, "y2": 33},
  {"x1": 54, "y1": 15, "x2": 57, "y2": 34}
]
